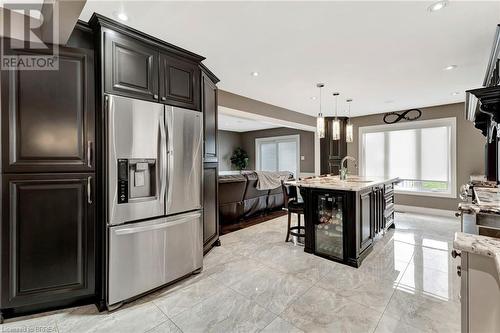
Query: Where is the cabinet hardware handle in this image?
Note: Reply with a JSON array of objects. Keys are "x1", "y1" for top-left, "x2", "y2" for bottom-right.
[
  {"x1": 456, "y1": 265, "x2": 461, "y2": 277},
  {"x1": 87, "y1": 176, "x2": 92, "y2": 204},
  {"x1": 161, "y1": 97, "x2": 166, "y2": 101},
  {"x1": 87, "y1": 141, "x2": 93, "y2": 168},
  {"x1": 451, "y1": 249, "x2": 461, "y2": 258},
  {"x1": 153, "y1": 94, "x2": 159, "y2": 99}
]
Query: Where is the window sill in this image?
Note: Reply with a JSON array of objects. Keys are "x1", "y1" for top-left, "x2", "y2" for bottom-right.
[{"x1": 394, "y1": 189, "x2": 457, "y2": 199}]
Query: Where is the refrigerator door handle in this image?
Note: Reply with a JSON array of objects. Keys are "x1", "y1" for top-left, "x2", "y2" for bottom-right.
[
  {"x1": 159, "y1": 111, "x2": 167, "y2": 206},
  {"x1": 115, "y1": 212, "x2": 202, "y2": 235},
  {"x1": 166, "y1": 106, "x2": 174, "y2": 212}
]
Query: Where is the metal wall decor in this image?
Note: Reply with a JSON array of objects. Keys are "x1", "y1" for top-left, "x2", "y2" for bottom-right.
[{"x1": 383, "y1": 108, "x2": 422, "y2": 124}]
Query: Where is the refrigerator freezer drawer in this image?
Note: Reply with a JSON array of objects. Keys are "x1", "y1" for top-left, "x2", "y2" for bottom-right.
[{"x1": 108, "y1": 211, "x2": 203, "y2": 306}]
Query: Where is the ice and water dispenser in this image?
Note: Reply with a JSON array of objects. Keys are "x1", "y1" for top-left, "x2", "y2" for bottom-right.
[{"x1": 117, "y1": 158, "x2": 157, "y2": 204}]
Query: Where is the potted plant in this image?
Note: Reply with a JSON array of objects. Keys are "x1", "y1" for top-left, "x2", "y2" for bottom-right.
[{"x1": 230, "y1": 147, "x2": 249, "y2": 172}]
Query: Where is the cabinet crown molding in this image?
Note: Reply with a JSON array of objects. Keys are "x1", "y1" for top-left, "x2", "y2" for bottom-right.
[{"x1": 88, "y1": 13, "x2": 205, "y2": 63}]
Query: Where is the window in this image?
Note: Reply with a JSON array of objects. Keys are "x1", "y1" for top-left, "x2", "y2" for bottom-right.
[
  {"x1": 255, "y1": 135, "x2": 300, "y2": 177},
  {"x1": 359, "y1": 118, "x2": 456, "y2": 198}
]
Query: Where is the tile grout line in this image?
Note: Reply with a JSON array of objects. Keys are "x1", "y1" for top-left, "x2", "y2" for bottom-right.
[
  {"x1": 371, "y1": 249, "x2": 414, "y2": 333},
  {"x1": 150, "y1": 301, "x2": 184, "y2": 333}
]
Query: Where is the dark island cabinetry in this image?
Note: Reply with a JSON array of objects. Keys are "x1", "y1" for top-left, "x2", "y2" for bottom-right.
[{"x1": 301, "y1": 180, "x2": 396, "y2": 267}]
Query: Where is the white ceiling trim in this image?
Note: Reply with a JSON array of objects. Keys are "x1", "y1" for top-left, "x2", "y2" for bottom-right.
[{"x1": 219, "y1": 106, "x2": 316, "y2": 133}]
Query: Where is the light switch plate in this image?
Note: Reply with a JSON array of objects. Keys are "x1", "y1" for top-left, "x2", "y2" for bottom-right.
[{"x1": 300, "y1": 156, "x2": 305, "y2": 161}]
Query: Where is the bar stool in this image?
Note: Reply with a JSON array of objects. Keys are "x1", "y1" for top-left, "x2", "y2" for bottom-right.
[{"x1": 282, "y1": 181, "x2": 305, "y2": 245}]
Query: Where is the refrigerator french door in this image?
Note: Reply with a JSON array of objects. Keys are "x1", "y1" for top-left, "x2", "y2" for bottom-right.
[{"x1": 105, "y1": 94, "x2": 203, "y2": 307}]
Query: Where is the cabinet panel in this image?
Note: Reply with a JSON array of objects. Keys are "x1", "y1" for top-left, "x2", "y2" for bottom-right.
[
  {"x1": 104, "y1": 29, "x2": 159, "y2": 101},
  {"x1": 1, "y1": 174, "x2": 95, "y2": 308},
  {"x1": 203, "y1": 163, "x2": 219, "y2": 252},
  {"x1": 359, "y1": 190, "x2": 372, "y2": 252},
  {"x1": 1, "y1": 47, "x2": 95, "y2": 173},
  {"x1": 159, "y1": 53, "x2": 200, "y2": 110},
  {"x1": 202, "y1": 72, "x2": 217, "y2": 161}
]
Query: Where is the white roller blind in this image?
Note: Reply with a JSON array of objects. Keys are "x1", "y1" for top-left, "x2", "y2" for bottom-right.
[{"x1": 360, "y1": 118, "x2": 455, "y2": 197}]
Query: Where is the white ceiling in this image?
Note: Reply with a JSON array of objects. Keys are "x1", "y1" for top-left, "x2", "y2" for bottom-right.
[
  {"x1": 218, "y1": 107, "x2": 281, "y2": 132},
  {"x1": 79, "y1": 1, "x2": 500, "y2": 117}
]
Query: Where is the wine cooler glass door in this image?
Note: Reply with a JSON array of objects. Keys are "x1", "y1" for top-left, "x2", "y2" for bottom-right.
[{"x1": 315, "y1": 193, "x2": 343, "y2": 260}]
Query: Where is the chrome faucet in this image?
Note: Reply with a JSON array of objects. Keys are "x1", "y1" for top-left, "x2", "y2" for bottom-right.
[{"x1": 340, "y1": 156, "x2": 357, "y2": 180}]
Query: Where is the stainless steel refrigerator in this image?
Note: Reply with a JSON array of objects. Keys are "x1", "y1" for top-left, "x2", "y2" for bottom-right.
[{"x1": 105, "y1": 94, "x2": 203, "y2": 307}]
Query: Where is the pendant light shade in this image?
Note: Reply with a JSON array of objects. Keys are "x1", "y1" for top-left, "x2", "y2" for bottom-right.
[
  {"x1": 332, "y1": 92, "x2": 340, "y2": 140},
  {"x1": 346, "y1": 98, "x2": 354, "y2": 143},
  {"x1": 316, "y1": 83, "x2": 325, "y2": 138},
  {"x1": 317, "y1": 116, "x2": 325, "y2": 139}
]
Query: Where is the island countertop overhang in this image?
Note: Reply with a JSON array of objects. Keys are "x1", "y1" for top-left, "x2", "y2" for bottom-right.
[{"x1": 288, "y1": 175, "x2": 400, "y2": 192}]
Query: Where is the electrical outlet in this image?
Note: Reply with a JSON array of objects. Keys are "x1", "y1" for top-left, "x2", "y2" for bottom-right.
[{"x1": 300, "y1": 156, "x2": 305, "y2": 161}]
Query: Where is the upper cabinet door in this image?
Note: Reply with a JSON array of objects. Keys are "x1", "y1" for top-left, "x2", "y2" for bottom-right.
[
  {"x1": 1, "y1": 46, "x2": 95, "y2": 173},
  {"x1": 104, "y1": 29, "x2": 159, "y2": 102},
  {"x1": 202, "y1": 72, "x2": 218, "y2": 161},
  {"x1": 159, "y1": 52, "x2": 200, "y2": 110}
]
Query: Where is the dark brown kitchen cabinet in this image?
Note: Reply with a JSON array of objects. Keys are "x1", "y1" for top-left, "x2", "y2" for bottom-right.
[
  {"x1": 202, "y1": 71, "x2": 218, "y2": 162},
  {"x1": 103, "y1": 29, "x2": 159, "y2": 102},
  {"x1": 320, "y1": 117, "x2": 348, "y2": 175},
  {"x1": 359, "y1": 189, "x2": 372, "y2": 253},
  {"x1": 159, "y1": 53, "x2": 200, "y2": 110},
  {"x1": 203, "y1": 162, "x2": 219, "y2": 253},
  {"x1": 1, "y1": 173, "x2": 95, "y2": 311},
  {"x1": 1, "y1": 46, "x2": 95, "y2": 173}
]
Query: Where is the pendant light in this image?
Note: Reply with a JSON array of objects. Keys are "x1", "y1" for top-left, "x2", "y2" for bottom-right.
[
  {"x1": 346, "y1": 98, "x2": 354, "y2": 143},
  {"x1": 316, "y1": 83, "x2": 325, "y2": 138},
  {"x1": 331, "y1": 92, "x2": 340, "y2": 140}
]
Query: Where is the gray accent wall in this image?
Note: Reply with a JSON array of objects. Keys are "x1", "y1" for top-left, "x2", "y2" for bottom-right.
[
  {"x1": 240, "y1": 127, "x2": 315, "y2": 173},
  {"x1": 218, "y1": 130, "x2": 242, "y2": 171},
  {"x1": 347, "y1": 102, "x2": 486, "y2": 211}
]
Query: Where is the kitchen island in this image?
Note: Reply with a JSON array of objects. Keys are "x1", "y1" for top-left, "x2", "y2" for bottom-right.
[{"x1": 293, "y1": 175, "x2": 399, "y2": 267}]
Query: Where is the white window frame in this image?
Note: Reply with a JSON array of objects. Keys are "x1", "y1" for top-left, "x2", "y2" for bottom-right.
[
  {"x1": 358, "y1": 117, "x2": 457, "y2": 198},
  {"x1": 255, "y1": 134, "x2": 300, "y2": 177}
]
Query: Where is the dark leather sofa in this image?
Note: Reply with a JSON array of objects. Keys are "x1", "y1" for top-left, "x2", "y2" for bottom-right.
[{"x1": 218, "y1": 171, "x2": 290, "y2": 225}]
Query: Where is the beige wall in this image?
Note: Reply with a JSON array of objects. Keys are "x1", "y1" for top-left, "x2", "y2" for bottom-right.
[
  {"x1": 218, "y1": 130, "x2": 243, "y2": 171},
  {"x1": 347, "y1": 103, "x2": 486, "y2": 211},
  {"x1": 240, "y1": 127, "x2": 316, "y2": 173}
]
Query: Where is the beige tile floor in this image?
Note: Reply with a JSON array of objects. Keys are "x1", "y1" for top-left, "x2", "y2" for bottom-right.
[{"x1": 1, "y1": 212, "x2": 461, "y2": 333}]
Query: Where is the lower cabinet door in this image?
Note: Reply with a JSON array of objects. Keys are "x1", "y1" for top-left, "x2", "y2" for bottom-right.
[
  {"x1": 1, "y1": 173, "x2": 95, "y2": 308},
  {"x1": 203, "y1": 163, "x2": 218, "y2": 251}
]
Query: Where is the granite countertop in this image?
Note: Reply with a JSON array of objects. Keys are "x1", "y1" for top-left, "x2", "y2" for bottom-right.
[
  {"x1": 454, "y1": 232, "x2": 500, "y2": 276},
  {"x1": 458, "y1": 187, "x2": 500, "y2": 215},
  {"x1": 288, "y1": 175, "x2": 399, "y2": 192}
]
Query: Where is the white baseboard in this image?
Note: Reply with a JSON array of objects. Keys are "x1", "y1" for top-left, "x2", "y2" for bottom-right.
[{"x1": 394, "y1": 204, "x2": 457, "y2": 218}]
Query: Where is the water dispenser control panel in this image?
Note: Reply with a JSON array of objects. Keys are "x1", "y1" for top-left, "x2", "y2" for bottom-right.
[{"x1": 118, "y1": 159, "x2": 129, "y2": 203}]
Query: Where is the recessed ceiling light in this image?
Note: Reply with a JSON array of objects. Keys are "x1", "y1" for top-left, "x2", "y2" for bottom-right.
[
  {"x1": 384, "y1": 100, "x2": 395, "y2": 104},
  {"x1": 444, "y1": 65, "x2": 457, "y2": 71},
  {"x1": 115, "y1": 12, "x2": 128, "y2": 21},
  {"x1": 310, "y1": 96, "x2": 317, "y2": 100},
  {"x1": 428, "y1": 0, "x2": 448, "y2": 12},
  {"x1": 251, "y1": 72, "x2": 259, "y2": 77},
  {"x1": 452, "y1": 92, "x2": 460, "y2": 96}
]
